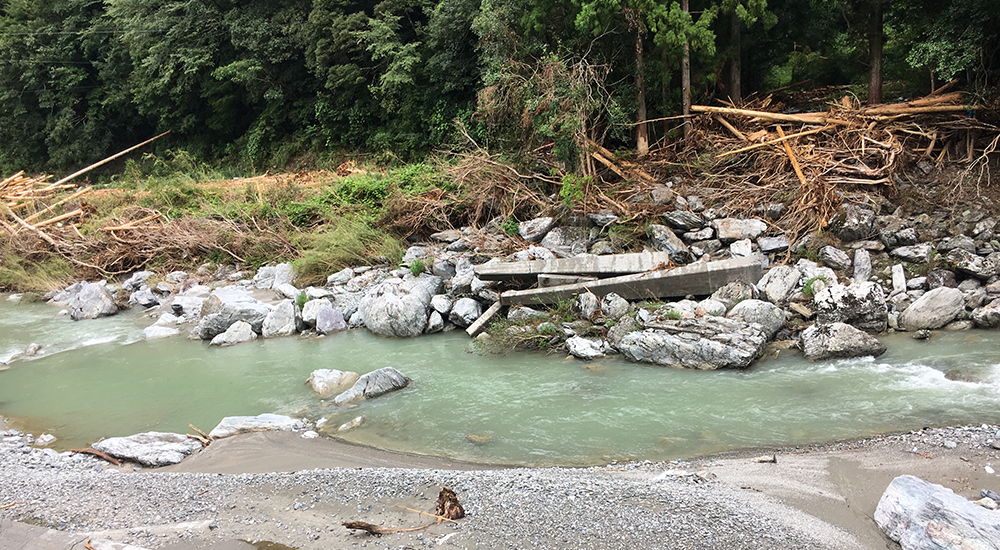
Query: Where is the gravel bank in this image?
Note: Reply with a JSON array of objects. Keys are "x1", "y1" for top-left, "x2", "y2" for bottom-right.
[
  {"x1": 0, "y1": 427, "x2": 863, "y2": 550},
  {"x1": 6, "y1": 423, "x2": 1000, "y2": 550}
]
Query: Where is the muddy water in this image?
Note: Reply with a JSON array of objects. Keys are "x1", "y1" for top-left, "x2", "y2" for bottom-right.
[{"x1": 2, "y1": 298, "x2": 999, "y2": 466}]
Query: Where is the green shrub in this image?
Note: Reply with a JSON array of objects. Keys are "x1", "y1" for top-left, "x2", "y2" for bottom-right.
[{"x1": 410, "y1": 258, "x2": 427, "y2": 276}]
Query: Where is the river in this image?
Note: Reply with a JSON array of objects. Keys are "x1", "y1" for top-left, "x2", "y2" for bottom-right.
[{"x1": 1, "y1": 297, "x2": 999, "y2": 466}]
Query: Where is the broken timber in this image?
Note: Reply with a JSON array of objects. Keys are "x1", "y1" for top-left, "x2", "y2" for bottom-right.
[
  {"x1": 475, "y1": 251, "x2": 678, "y2": 283},
  {"x1": 499, "y1": 257, "x2": 762, "y2": 306}
]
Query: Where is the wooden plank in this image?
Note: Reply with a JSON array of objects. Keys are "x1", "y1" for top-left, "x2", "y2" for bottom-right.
[
  {"x1": 466, "y1": 301, "x2": 502, "y2": 337},
  {"x1": 500, "y1": 257, "x2": 762, "y2": 306},
  {"x1": 475, "y1": 251, "x2": 676, "y2": 283}
]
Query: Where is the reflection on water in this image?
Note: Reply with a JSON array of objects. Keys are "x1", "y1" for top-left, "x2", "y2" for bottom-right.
[{"x1": 2, "y1": 299, "x2": 1000, "y2": 466}]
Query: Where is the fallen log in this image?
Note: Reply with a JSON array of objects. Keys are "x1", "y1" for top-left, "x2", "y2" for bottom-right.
[
  {"x1": 692, "y1": 105, "x2": 852, "y2": 126},
  {"x1": 775, "y1": 126, "x2": 809, "y2": 187},
  {"x1": 23, "y1": 186, "x2": 91, "y2": 223},
  {"x1": 343, "y1": 520, "x2": 433, "y2": 535},
  {"x1": 395, "y1": 505, "x2": 460, "y2": 524},
  {"x1": 52, "y1": 131, "x2": 170, "y2": 187},
  {"x1": 69, "y1": 448, "x2": 121, "y2": 466},
  {"x1": 716, "y1": 125, "x2": 833, "y2": 158},
  {"x1": 33, "y1": 208, "x2": 83, "y2": 229}
]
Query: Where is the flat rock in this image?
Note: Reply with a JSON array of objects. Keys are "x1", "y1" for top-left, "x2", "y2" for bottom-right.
[
  {"x1": 333, "y1": 367, "x2": 410, "y2": 406},
  {"x1": 143, "y1": 325, "x2": 181, "y2": 340},
  {"x1": 758, "y1": 265, "x2": 800, "y2": 304},
  {"x1": 875, "y1": 475, "x2": 1000, "y2": 550},
  {"x1": 726, "y1": 299, "x2": 785, "y2": 339},
  {"x1": 209, "y1": 414, "x2": 304, "y2": 439},
  {"x1": 306, "y1": 369, "x2": 360, "y2": 397},
  {"x1": 891, "y1": 243, "x2": 934, "y2": 264},
  {"x1": 92, "y1": 432, "x2": 203, "y2": 467},
  {"x1": 800, "y1": 322, "x2": 886, "y2": 361},
  {"x1": 758, "y1": 235, "x2": 790, "y2": 254},
  {"x1": 617, "y1": 316, "x2": 768, "y2": 369},
  {"x1": 818, "y1": 246, "x2": 851, "y2": 270},
  {"x1": 566, "y1": 336, "x2": 606, "y2": 360},
  {"x1": 519, "y1": 217, "x2": 555, "y2": 242},
  {"x1": 899, "y1": 287, "x2": 966, "y2": 331}
]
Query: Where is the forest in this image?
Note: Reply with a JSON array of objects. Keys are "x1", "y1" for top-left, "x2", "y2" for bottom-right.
[{"x1": 0, "y1": 0, "x2": 997, "y2": 174}]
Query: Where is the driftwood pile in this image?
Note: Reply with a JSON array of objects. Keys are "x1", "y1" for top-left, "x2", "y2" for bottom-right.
[{"x1": 693, "y1": 88, "x2": 999, "y2": 240}]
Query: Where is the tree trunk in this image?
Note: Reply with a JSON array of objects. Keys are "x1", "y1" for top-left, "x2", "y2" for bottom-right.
[
  {"x1": 636, "y1": 29, "x2": 649, "y2": 156},
  {"x1": 729, "y1": 11, "x2": 742, "y2": 103},
  {"x1": 682, "y1": 0, "x2": 692, "y2": 141},
  {"x1": 867, "y1": 0, "x2": 883, "y2": 105}
]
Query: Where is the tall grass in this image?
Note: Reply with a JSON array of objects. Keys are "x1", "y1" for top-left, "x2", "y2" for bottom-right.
[{"x1": 293, "y1": 217, "x2": 404, "y2": 285}]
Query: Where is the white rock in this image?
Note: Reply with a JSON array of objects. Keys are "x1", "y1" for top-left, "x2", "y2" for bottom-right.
[
  {"x1": 306, "y1": 369, "x2": 360, "y2": 397},
  {"x1": 209, "y1": 414, "x2": 304, "y2": 439},
  {"x1": 92, "y1": 432, "x2": 203, "y2": 467},
  {"x1": 566, "y1": 336, "x2": 605, "y2": 360}
]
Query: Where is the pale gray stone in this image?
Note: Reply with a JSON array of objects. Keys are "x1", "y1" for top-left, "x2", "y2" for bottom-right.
[
  {"x1": 50, "y1": 281, "x2": 86, "y2": 304},
  {"x1": 508, "y1": 306, "x2": 549, "y2": 322},
  {"x1": 566, "y1": 336, "x2": 606, "y2": 360},
  {"x1": 209, "y1": 414, "x2": 304, "y2": 439},
  {"x1": 710, "y1": 218, "x2": 768, "y2": 243},
  {"x1": 891, "y1": 244, "x2": 934, "y2": 264},
  {"x1": 795, "y1": 259, "x2": 839, "y2": 289},
  {"x1": 519, "y1": 217, "x2": 555, "y2": 242},
  {"x1": 729, "y1": 239, "x2": 753, "y2": 258},
  {"x1": 663, "y1": 210, "x2": 704, "y2": 231},
  {"x1": 210, "y1": 320, "x2": 257, "y2": 346},
  {"x1": 758, "y1": 235, "x2": 790, "y2": 254},
  {"x1": 541, "y1": 226, "x2": 592, "y2": 258},
  {"x1": 253, "y1": 266, "x2": 276, "y2": 289},
  {"x1": 618, "y1": 316, "x2": 768, "y2": 369},
  {"x1": 726, "y1": 299, "x2": 786, "y2": 339},
  {"x1": 122, "y1": 271, "x2": 154, "y2": 292},
  {"x1": 327, "y1": 267, "x2": 355, "y2": 285},
  {"x1": 168, "y1": 296, "x2": 205, "y2": 319},
  {"x1": 425, "y1": 310, "x2": 445, "y2": 333},
  {"x1": 814, "y1": 281, "x2": 888, "y2": 333},
  {"x1": 449, "y1": 297, "x2": 482, "y2": 327},
  {"x1": 800, "y1": 322, "x2": 887, "y2": 361},
  {"x1": 710, "y1": 280, "x2": 759, "y2": 311},
  {"x1": 315, "y1": 306, "x2": 347, "y2": 334},
  {"x1": 682, "y1": 227, "x2": 714, "y2": 243},
  {"x1": 361, "y1": 275, "x2": 441, "y2": 338},
  {"x1": 758, "y1": 265, "x2": 800, "y2": 304},
  {"x1": 891, "y1": 264, "x2": 907, "y2": 296},
  {"x1": 818, "y1": 246, "x2": 851, "y2": 270},
  {"x1": 875, "y1": 475, "x2": 1000, "y2": 550},
  {"x1": 600, "y1": 292, "x2": 630, "y2": 319},
  {"x1": 430, "y1": 295, "x2": 452, "y2": 315},
  {"x1": 337, "y1": 416, "x2": 367, "y2": 432},
  {"x1": 69, "y1": 283, "x2": 118, "y2": 321},
  {"x1": 301, "y1": 299, "x2": 332, "y2": 327},
  {"x1": 430, "y1": 229, "x2": 463, "y2": 243},
  {"x1": 948, "y1": 249, "x2": 1000, "y2": 280},
  {"x1": 333, "y1": 367, "x2": 410, "y2": 406},
  {"x1": 696, "y1": 299, "x2": 727, "y2": 317},
  {"x1": 92, "y1": 432, "x2": 203, "y2": 467},
  {"x1": 576, "y1": 292, "x2": 600, "y2": 319},
  {"x1": 129, "y1": 289, "x2": 160, "y2": 308},
  {"x1": 143, "y1": 325, "x2": 180, "y2": 340},
  {"x1": 402, "y1": 245, "x2": 430, "y2": 263},
  {"x1": 972, "y1": 299, "x2": 1000, "y2": 328},
  {"x1": 853, "y1": 249, "x2": 872, "y2": 281},
  {"x1": 194, "y1": 300, "x2": 271, "y2": 340},
  {"x1": 272, "y1": 262, "x2": 295, "y2": 287},
  {"x1": 274, "y1": 283, "x2": 300, "y2": 301},
  {"x1": 306, "y1": 369, "x2": 360, "y2": 397},
  {"x1": 899, "y1": 287, "x2": 966, "y2": 331}
]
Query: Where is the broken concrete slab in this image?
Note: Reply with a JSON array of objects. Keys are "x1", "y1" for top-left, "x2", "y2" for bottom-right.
[
  {"x1": 500, "y1": 257, "x2": 762, "y2": 306},
  {"x1": 475, "y1": 251, "x2": 677, "y2": 283}
]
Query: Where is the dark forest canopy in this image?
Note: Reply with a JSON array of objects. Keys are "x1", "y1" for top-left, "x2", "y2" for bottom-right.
[{"x1": 0, "y1": 0, "x2": 997, "y2": 173}]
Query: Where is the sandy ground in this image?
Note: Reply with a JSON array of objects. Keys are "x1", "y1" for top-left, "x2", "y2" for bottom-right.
[{"x1": 5, "y1": 421, "x2": 1000, "y2": 550}]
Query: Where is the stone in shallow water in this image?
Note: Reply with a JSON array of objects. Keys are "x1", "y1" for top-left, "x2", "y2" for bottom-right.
[{"x1": 209, "y1": 414, "x2": 304, "y2": 439}]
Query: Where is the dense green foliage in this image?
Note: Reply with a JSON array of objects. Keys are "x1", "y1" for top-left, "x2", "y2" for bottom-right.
[{"x1": 0, "y1": 0, "x2": 997, "y2": 173}]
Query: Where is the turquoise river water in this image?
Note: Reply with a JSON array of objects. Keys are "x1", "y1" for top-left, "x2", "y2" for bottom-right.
[{"x1": 1, "y1": 298, "x2": 1000, "y2": 466}]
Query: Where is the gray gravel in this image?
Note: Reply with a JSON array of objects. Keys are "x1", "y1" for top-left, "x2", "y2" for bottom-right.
[{"x1": 0, "y1": 427, "x2": 860, "y2": 550}]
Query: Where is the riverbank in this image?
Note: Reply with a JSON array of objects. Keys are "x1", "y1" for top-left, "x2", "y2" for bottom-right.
[{"x1": 3, "y1": 419, "x2": 1000, "y2": 549}]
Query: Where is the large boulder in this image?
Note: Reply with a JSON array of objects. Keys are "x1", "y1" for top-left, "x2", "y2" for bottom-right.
[
  {"x1": 306, "y1": 369, "x2": 360, "y2": 397},
  {"x1": 333, "y1": 367, "x2": 410, "y2": 406},
  {"x1": 710, "y1": 218, "x2": 768, "y2": 243},
  {"x1": 972, "y1": 299, "x2": 1000, "y2": 328},
  {"x1": 50, "y1": 281, "x2": 86, "y2": 304},
  {"x1": 210, "y1": 320, "x2": 258, "y2": 346},
  {"x1": 947, "y1": 249, "x2": 1000, "y2": 280},
  {"x1": 261, "y1": 299, "x2": 300, "y2": 338},
  {"x1": 800, "y1": 322, "x2": 887, "y2": 361},
  {"x1": 129, "y1": 288, "x2": 160, "y2": 308},
  {"x1": 301, "y1": 298, "x2": 332, "y2": 328},
  {"x1": 818, "y1": 246, "x2": 852, "y2": 271},
  {"x1": 891, "y1": 244, "x2": 934, "y2": 264},
  {"x1": 875, "y1": 475, "x2": 1000, "y2": 550},
  {"x1": 616, "y1": 316, "x2": 769, "y2": 369},
  {"x1": 813, "y1": 281, "x2": 888, "y2": 333},
  {"x1": 122, "y1": 271, "x2": 154, "y2": 292},
  {"x1": 315, "y1": 306, "x2": 347, "y2": 334},
  {"x1": 726, "y1": 299, "x2": 785, "y2": 339},
  {"x1": 193, "y1": 300, "x2": 271, "y2": 340},
  {"x1": 361, "y1": 275, "x2": 442, "y2": 337},
  {"x1": 449, "y1": 297, "x2": 482, "y2": 327},
  {"x1": 758, "y1": 265, "x2": 800, "y2": 304},
  {"x1": 69, "y1": 282, "x2": 118, "y2": 321},
  {"x1": 209, "y1": 414, "x2": 304, "y2": 439},
  {"x1": 92, "y1": 432, "x2": 203, "y2": 467},
  {"x1": 566, "y1": 336, "x2": 606, "y2": 360},
  {"x1": 899, "y1": 287, "x2": 966, "y2": 331}
]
